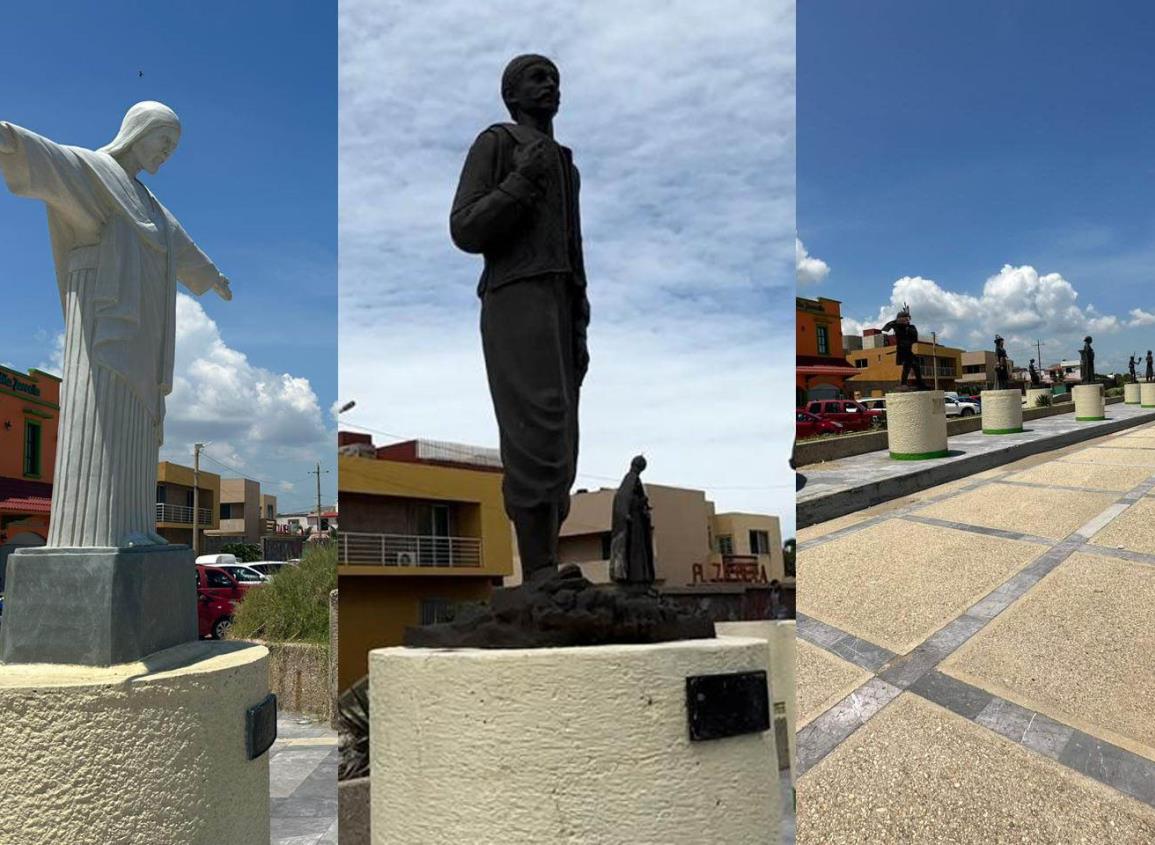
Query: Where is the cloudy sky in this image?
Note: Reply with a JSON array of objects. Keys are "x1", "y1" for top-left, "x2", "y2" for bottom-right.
[
  {"x1": 339, "y1": 0, "x2": 796, "y2": 535},
  {"x1": 800, "y1": 1, "x2": 1155, "y2": 374},
  {"x1": 0, "y1": 2, "x2": 337, "y2": 513}
]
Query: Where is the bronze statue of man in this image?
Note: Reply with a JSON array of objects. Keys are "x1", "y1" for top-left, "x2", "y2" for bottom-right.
[
  {"x1": 1080, "y1": 336, "x2": 1095, "y2": 384},
  {"x1": 451, "y1": 54, "x2": 590, "y2": 580},
  {"x1": 609, "y1": 456, "x2": 656, "y2": 585}
]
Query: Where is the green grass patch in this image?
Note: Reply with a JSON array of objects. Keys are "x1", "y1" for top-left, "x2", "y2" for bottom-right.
[{"x1": 230, "y1": 542, "x2": 335, "y2": 643}]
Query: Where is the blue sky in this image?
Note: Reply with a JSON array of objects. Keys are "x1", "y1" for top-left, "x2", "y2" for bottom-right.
[
  {"x1": 799, "y1": 1, "x2": 1155, "y2": 373},
  {"x1": 0, "y1": 3, "x2": 336, "y2": 512},
  {"x1": 338, "y1": 0, "x2": 797, "y2": 536}
]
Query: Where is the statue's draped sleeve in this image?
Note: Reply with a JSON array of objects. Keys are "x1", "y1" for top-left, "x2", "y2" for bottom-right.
[
  {"x1": 171, "y1": 222, "x2": 225, "y2": 296},
  {"x1": 450, "y1": 128, "x2": 540, "y2": 254}
]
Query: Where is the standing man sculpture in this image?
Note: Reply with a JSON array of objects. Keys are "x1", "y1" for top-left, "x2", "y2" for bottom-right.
[
  {"x1": 452, "y1": 55, "x2": 590, "y2": 581},
  {"x1": 1080, "y1": 336, "x2": 1095, "y2": 385},
  {"x1": 1147, "y1": 350, "x2": 1153, "y2": 383},
  {"x1": 1129, "y1": 354, "x2": 1138, "y2": 383},
  {"x1": 609, "y1": 456, "x2": 656, "y2": 586},
  {"x1": 994, "y1": 335, "x2": 1009, "y2": 389},
  {"x1": 0, "y1": 102, "x2": 232, "y2": 549},
  {"x1": 881, "y1": 305, "x2": 928, "y2": 390},
  {"x1": 1029, "y1": 358, "x2": 1041, "y2": 387}
]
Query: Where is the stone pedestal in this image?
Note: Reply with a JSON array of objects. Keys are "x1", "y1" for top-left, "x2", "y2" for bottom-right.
[
  {"x1": 1026, "y1": 387, "x2": 1052, "y2": 409},
  {"x1": 0, "y1": 544, "x2": 197, "y2": 666},
  {"x1": 0, "y1": 641, "x2": 272, "y2": 845},
  {"x1": 717, "y1": 621, "x2": 796, "y2": 773},
  {"x1": 886, "y1": 390, "x2": 948, "y2": 460},
  {"x1": 1073, "y1": 384, "x2": 1106, "y2": 420},
  {"x1": 980, "y1": 388, "x2": 1024, "y2": 434},
  {"x1": 370, "y1": 639, "x2": 778, "y2": 845},
  {"x1": 1141, "y1": 382, "x2": 1155, "y2": 408},
  {"x1": 1124, "y1": 383, "x2": 1142, "y2": 404}
]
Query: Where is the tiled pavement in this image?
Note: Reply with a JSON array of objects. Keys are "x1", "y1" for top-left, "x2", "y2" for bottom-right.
[
  {"x1": 795, "y1": 424, "x2": 1155, "y2": 843},
  {"x1": 270, "y1": 716, "x2": 338, "y2": 844}
]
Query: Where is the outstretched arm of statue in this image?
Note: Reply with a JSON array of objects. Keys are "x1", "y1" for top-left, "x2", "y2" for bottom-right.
[
  {"x1": 173, "y1": 223, "x2": 231, "y2": 301},
  {"x1": 0, "y1": 123, "x2": 16, "y2": 154},
  {"x1": 450, "y1": 129, "x2": 539, "y2": 254},
  {"x1": 0, "y1": 123, "x2": 104, "y2": 229}
]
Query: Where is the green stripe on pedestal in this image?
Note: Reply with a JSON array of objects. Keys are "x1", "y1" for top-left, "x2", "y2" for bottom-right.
[
  {"x1": 889, "y1": 449, "x2": 949, "y2": 460},
  {"x1": 1075, "y1": 416, "x2": 1106, "y2": 421},
  {"x1": 982, "y1": 427, "x2": 1024, "y2": 435}
]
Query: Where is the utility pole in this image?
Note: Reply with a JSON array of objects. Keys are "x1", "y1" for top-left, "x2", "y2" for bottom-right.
[
  {"x1": 931, "y1": 331, "x2": 939, "y2": 391},
  {"x1": 192, "y1": 442, "x2": 204, "y2": 555},
  {"x1": 309, "y1": 463, "x2": 329, "y2": 538}
]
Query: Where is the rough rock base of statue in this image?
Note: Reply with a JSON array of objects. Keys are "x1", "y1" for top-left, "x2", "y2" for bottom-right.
[
  {"x1": 1073, "y1": 384, "x2": 1106, "y2": 421},
  {"x1": 403, "y1": 563, "x2": 715, "y2": 648},
  {"x1": 1141, "y1": 381, "x2": 1155, "y2": 408},
  {"x1": 885, "y1": 389, "x2": 948, "y2": 460},
  {"x1": 370, "y1": 636, "x2": 778, "y2": 844},
  {"x1": 0, "y1": 641, "x2": 272, "y2": 845},
  {"x1": 980, "y1": 388, "x2": 1024, "y2": 434},
  {"x1": 1125, "y1": 382, "x2": 1142, "y2": 404},
  {"x1": 0, "y1": 544, "x2": 198, "y2": 665}
]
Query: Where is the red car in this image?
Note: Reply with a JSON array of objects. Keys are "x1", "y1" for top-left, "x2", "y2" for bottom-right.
[
  {"x1": 806, "y1": 399, "x2": 884, "y2": 432},
  {"x1": 797, "y1": 409, "x2": 843, "y2": 438},
  {"x1": 196, "y1": 564, "x2": 260, "y2": 640}
]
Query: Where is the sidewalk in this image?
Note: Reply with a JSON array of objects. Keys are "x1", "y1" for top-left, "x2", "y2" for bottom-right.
[
  {"x1": 798, "y1": 400, "x2": 1155, "y2": 527},
  {"x1": 270, "y1": 716, "x2": 338, "y2": 844},
  {"x1": 795, "y1": 424, "x2": 1155, "y2": 843}
]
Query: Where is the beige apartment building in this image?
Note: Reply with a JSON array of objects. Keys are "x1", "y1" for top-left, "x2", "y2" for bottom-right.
[
  {"x1": 204, "y1": 478, "x2": 278, "y2": 545},
  {"x1": 155, "y1": 461, "x2": 220, "y2": 548},
  {"x1": 555, "y1": 483, "x2": 788, "y2": 590}
]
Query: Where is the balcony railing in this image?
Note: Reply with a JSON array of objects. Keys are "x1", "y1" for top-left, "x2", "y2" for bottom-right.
[
  {"x1": 155, "y1": 503, "x2": 213, "y2": 525},
  {"x1": 340, "y1": 532, "x2": 482, "y2": 568}
]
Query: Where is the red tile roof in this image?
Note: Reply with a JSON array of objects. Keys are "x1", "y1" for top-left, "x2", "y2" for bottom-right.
[{"x1": 0, "y1": 477, "x2": 52, "y2": 514}]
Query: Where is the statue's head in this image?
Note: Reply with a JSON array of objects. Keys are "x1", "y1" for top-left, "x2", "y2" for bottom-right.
[
  {"x1": 501, "y1": 54, "x2": 560, "y2": 120},
  {"x1": 630, "y1": 455, "x2": 647, "y2": 474},
  {"x1": 100, "y1": 101, "x2": 181, "y2": 175},
  {"x1": 1030, "y1": 358, "x2": 1035, "y2": 365},
  {"x1": 1084, "y1": 336, "x2": 1093, "y2": 344}
]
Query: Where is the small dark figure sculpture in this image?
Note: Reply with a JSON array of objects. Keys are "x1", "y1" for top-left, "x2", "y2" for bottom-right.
[
  {"x1": 1080, "y1": 336, "x2": 1095, "y2": 385},
  {"x1": 451, "y1": 54, "x2": 590, "y2": 582},
  {"x1": 880, "y1": 305, "x2": 928, "y2": 390},
  {"x1": 1147, "y1": 351, "x2": 1153, "y2": 383},
  {"x1": 994, "y1": 335, "x2": 1009, "y2": 389},
  {"x1": 609, "y1": 456, "x2": 656, "y2": 585},
  {"x1": 1029, "y1": 359, "x2": 1041, "y2": 387},
  {"x1": 1129, "y1": 355, "x2": 1138, "y2": 383}
]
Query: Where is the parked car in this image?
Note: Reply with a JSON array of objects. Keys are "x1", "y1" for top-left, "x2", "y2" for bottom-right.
[
  {"x1": 195, "y1": 553, "x2": 239, "y2": 567},
  {"x1": 196, "y1": 563, "x2": 262, "y2": 640},
  {"x1": 248, "y1": 560, "x2": 295, "y2": 578},
  {"x1": 219, "y1": 563, "x2": 269, "y2": 585},
  {"x1": 944, "y1": 396, "x2": 979, "y2": 417},
  {"x1": 797, "y1": 409, "x2": 843, "y2": 439},
  {"x1": 806, "y1": 399, "x2": 885, "y2": 432}
]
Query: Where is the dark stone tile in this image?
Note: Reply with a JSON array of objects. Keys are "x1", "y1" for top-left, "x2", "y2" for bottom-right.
[
  {"x1": 1060, "y1": 730, "x2": 1155, "y2": 808},
  {"x1": 908, "y1": 671, "x2": 993, "y2": 719},
  {"x1": 975, "y1": 697, "x2": 1073, "y2": 760}
]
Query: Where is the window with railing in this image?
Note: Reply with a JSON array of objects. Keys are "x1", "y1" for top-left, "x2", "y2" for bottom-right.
[{"x1": 155, "y1": 502, "x2": 213, "y2": 525}]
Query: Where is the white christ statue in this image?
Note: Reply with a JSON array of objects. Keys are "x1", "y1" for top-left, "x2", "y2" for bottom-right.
[{"x1": 0, "y1": 101, "x2": 232, "y2": 548}]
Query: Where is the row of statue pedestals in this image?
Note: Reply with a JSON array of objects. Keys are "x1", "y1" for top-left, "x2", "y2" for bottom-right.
[{"x1": 885, "y1": 383, "x2": 1155, "y2": 461}]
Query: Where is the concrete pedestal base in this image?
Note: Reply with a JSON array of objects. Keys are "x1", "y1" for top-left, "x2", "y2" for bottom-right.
[
  {"x1": 718, "y1": 621, "x2": 796, "y2": 772},
  {"x1": 0, "y1": 544, "x2": 197, "y2": 666},
  {"x1": 370, "y1": 639, "x2": 778, "y2": 845},
  {"x1": 1141, "y1": 382, "x2": 1155, "y2": 408},
  {"x1": 980, "y1": 388, "x2": 1024, "y2": 434},
  {"x1": 885, "y1": 390, "x2": 948, "y2": 459},
  {"x1": 1124, "y1": 382, "x2": 1142, "y2": 404},
  {"x1": 0, "y1": 641, "x2": 271, "y2": 845},
  {"x1": 1073, "y1": 384, "x2": 1106, "y2": 420},
  {"x1": 1026, "y1": 387, "x2": 1052, "y2": 409}
]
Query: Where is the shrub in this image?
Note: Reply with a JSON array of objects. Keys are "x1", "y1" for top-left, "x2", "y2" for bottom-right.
[
  {"x1": 230, "y1": 541, "x2": 336, "y2": 643},
  {"x1": 220, "y1": 542, "x2": 261, "y2": 562},
  {"x1": 1105, "y1": 386, "x2": 1124, "y2": 398},
  {"x1": 1034, "y1": 393, "x2": 1052, "y2": 407}
]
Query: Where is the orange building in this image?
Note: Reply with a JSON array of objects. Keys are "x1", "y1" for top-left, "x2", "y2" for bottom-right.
[
  {"x1": 0, "y1": 366, "x2": 61, "y2": 579},
  {"x1": 796, "y1": 296, "x2": 859, "y2": 405}
]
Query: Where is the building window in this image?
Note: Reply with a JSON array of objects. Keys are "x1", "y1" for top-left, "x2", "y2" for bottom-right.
[
  {"x1": 23, "y1": 421, "x2": 41, "y2": 477},
  {"x1": 749, "y1": 530, "x2": 770, "y2": 555},
  {"x1": 816, "y1": 325, "x2": 829, "y2": 355},
  {"x1": 420, "y1": 598, "x2": 454, "y2": 626},
  {"x1": 718, "y1": 534, "x2": 733, "y2": 555}
]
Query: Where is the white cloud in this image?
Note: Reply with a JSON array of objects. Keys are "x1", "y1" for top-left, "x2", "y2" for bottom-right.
[
  {"x1": 847, "y1": 264, "x2": 1125, "y2": 365},
  {"x1": 35, "y1": 332, "x2": 64, "y2": 376},
  {"x1": 796, "y1": 238, "x2": 830, "y2": 286},
  {"x1": 1128, "y1": 308, "x2": 1155, "y2": 327},
  {"x1": 161, "y1": 294, "x2": 332, "y2": 508},
  {"x1": 339, "y1": 0, "x2": 796, "y2": 535}
]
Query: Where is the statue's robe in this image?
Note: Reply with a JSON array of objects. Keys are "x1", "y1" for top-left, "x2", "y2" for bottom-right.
[
  {"x1": 0, "y1": 123, "x2": 224, "y2": 547},
  {"x1": 608, "y1": 470, "x2": 655, "y2": 584}
]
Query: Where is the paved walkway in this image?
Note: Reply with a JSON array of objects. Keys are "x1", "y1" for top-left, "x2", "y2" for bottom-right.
[
  {"x1": 798, "y1": 400, "x2": 1155, "y2": 527},
  {"x1": 795, "y1": 424, "x2": 1155, "y2": 843},
  {"x1": 270, "y1": 716, "x2": 338, "y2": 844}
]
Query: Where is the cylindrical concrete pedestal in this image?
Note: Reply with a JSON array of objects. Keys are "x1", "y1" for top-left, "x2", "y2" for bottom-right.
[
  {"x1": 1026, "y1": 387, "x2": 1051, "y2": 409},
  {"x1": 1073, "y1": 384, "x2": 1106, "y2": 420},
  {"x1": 1142, "y1": 382, "x2": 1155, "y2": 408},
  {"x1": 1125, "y1": 383, "x2": 1142, "y2": 404},
  {"x1": 980, "y1": 388, "x2": 1024, "y2": 434},
  {"x1": 885, "y1": 390, "x2": 948, "y2": 459},
  {"x1": 0, "y1": 641, "x2": 271, "y2": 845},
  {"x1": 370, "y1": 639, "x2": 778, "y2": 845}
]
